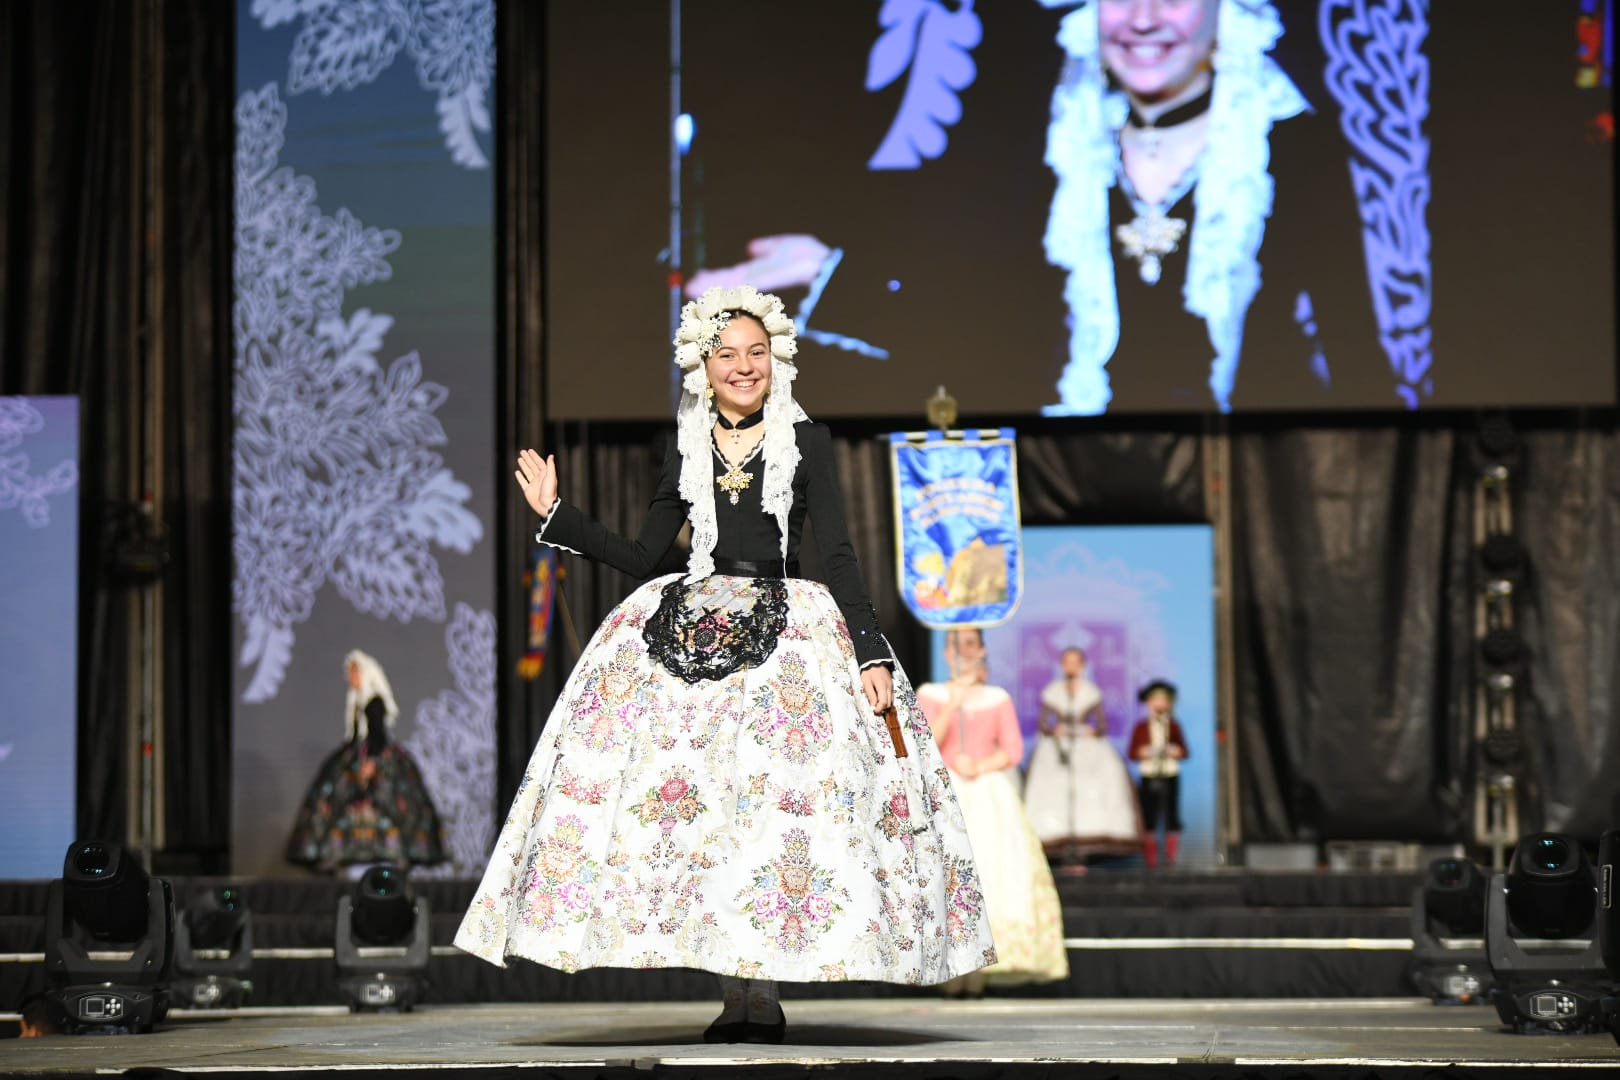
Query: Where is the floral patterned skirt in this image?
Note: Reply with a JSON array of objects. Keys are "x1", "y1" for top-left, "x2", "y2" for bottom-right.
[
  {"x1": 454, "y1": 574, "x2": 995, "y2": 984},
  {"x1": 947, "y1": 768, "x2": 1070, "y2": 985},
  {"x1": 284, "y1": 741, "x2": 448, "y2": 870}
]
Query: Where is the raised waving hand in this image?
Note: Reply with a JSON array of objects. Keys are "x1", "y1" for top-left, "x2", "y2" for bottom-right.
[{"x1": 514, "y1": 448, "x2": 558, "y2": 518}]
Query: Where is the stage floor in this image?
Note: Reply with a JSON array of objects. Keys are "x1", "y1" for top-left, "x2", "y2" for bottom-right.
[{"x1": 3, "y1": 998, "x2": 1618, "y2": 1078}]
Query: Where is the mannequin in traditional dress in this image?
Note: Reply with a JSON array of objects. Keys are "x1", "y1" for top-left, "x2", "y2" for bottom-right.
[{"x1": 285, "y1": 650, "x2": 447, "y2": 874}]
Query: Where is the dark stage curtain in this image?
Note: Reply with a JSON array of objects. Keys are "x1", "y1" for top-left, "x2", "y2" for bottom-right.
[
  {"x1": 1229, "y1": 417, "x2": 1620, "y2": 843},
  {"x1": 1514, "y1": 424, "x2": 1620, "y2": 836},
  {"x1": 153, "y1": 0, "x2": 234, "y2": 863},
  {"x1": 493, "y1": 0, "x2": 550, "y2": 812},
  {"x1": 1, "y1": 0, "x2": 233, "y2": 864},
  {"x1": 1229, "y1": 426, "x2": 1473, "y2": 842}
]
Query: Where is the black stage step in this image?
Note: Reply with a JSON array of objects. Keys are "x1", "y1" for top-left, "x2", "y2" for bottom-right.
[{"x1": 1, "y1": 871, "x2": 1423, "y2": 1008}]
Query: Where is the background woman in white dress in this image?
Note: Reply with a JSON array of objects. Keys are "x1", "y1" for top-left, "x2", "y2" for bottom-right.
[{"x1": 1023, "y1": 647, "x2": 1140, "y2": 865}]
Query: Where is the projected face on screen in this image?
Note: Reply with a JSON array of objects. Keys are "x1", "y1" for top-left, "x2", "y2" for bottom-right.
[
  {"x1": 1098, "y1": 0, "x2": 1219, "y2": 102},
  {"x1": 544, "y1": 0, "x2": 1616, "y2": 419}
]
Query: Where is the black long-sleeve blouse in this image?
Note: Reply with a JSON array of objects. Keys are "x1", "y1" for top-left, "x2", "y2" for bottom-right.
[{"x1": 536, "y1": 420, "x2": 893, "y2": 668}]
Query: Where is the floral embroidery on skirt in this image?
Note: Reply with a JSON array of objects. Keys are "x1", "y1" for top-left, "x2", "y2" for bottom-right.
[{"x1": 454, "y1": 574, "x2": 995, "y2": 984}]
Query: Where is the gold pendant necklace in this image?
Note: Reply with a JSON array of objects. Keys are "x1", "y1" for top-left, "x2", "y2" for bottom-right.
[
  {"x1": 716, "y1": 459, "x2": 752, "y2": 505},
  {"x1": 714, "y1": 408, "x2": 763, "y2": 505}
]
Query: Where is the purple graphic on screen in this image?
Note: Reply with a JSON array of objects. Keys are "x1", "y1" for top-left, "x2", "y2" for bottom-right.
[
  {"x1": 866, "y1": 0, "x2": 983, "y2": 169},
  {"x1": 1320, "y1": 0, "x2": 1433, "y2": 406}
]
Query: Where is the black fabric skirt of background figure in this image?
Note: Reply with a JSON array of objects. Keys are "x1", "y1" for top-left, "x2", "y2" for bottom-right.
[
  {"x1": 1138, "y1": 775, "x2": 1183, "y2": 833},
  {"x1": 285, "y1": 740, "x2": 447, "y2": 870}
]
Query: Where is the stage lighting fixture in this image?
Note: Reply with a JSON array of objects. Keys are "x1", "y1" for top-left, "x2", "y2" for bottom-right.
[
  {"x1": 1601, "y1": 829, "x2": 1620, "y2": 1046},
  {"x1": 1601, "y1": 829, "x2": 1619, "y2": 977},
  {"x1": 43, "y1": 841, "x2": 174, "y2": 1034},
  {"x1": 1480, "y1": 627, "x2": 1524, "y2": 669},
  {"x1": 335, "y1": 865, "x2": 430, "y2": 1012},
  {"x1": 1408, "y1": 857, "x2": 1493, "y2": 1004},
  {"x1": 1508, "y1": 835, "x2": 1595, "y2": 938},
  {"x1": 174, "y1": 886, "x2": 254, "y2": 1009},
  {"x1": 1485, "y1": 833, "x2": 1616, "y2": 1034},
  {"x1": 1479, "y1": 535, "x2": 1526, "y2": 578}
]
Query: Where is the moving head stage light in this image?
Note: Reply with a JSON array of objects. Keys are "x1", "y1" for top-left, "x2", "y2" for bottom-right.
[
  {"x1": 335, "y1": 865, "x2": 430, "y2": 1012},
  {"x1": 1601, "y1": 828, "x2": 1620, "y2": 1045},
  {"x1": 1409, "y1": 856, "x2": 1493, "y2": 1004},
  {"x1": 1485, "y1": 833, "x2": 1617, "y2": 1034},
  {"x1": 174, "y1": 886, "x2": 254, "y2": 1008},
  {"x1": 44, "y1": 841, "x2": 175, "y2": 1034}
]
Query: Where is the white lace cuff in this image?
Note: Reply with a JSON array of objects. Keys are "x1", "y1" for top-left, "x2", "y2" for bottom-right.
[{"x1": 534, "y1": 498, "x2": 581, "y2": 555}]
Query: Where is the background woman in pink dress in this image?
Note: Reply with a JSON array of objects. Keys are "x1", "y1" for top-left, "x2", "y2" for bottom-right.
[{"x1": 917, "y1": 628, "x2": 1069, "y2": 995}]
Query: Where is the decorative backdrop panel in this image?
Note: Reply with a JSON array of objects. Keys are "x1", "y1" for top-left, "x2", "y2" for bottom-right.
[
  {"x1": 231, "y1": 0, "x2": 497, "y2": 877},
  {"x1": 0, "y1": 397, "x2": 80, "y2": 878}
]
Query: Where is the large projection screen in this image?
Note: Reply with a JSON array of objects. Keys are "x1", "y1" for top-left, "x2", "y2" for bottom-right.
[{"x1": 546, "y1": 0, "x2": 1615, "y2": 419}]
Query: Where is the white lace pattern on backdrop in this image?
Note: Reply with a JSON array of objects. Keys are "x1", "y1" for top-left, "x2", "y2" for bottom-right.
[
  {"x1": 233, "y1": 83, "x2": 483, "y2": 704},
  {"x1": 250, "y1": 0, "x2": 495, "y2": 169},
  {"x1": 0, "y1": 398, "x2": 79, "y2": 529},
  {"x1": 406, "y1": 603, "x2": 496, "y2": 878}
]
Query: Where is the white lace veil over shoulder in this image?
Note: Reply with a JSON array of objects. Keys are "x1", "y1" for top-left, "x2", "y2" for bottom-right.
[{"x1": 342, "y1": 648, "x2": 398, "y2": 741}]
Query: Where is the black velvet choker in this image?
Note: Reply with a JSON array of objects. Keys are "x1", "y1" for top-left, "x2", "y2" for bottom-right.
[
  {"x1": 1126, "y1": 85, "x2": 1213, "y2": 131},
  {"x1": 716, "y1": 406, "x2": 765, "y2": 431}
]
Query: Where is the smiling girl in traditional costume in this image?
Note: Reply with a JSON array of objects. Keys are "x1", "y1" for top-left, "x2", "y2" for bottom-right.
[{"x1": 455, "y1": 286, "x2": 992, "y2": 1043}]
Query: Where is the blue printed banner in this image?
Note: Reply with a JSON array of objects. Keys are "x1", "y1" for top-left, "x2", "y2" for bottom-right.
[{"x1": 890, "y1": 430, "x2": 1022, "y2": 628}]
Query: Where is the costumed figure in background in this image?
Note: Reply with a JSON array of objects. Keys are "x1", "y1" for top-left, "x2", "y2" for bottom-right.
[
  {"x1": 285, "y1": 650, "x2": 447, "y2": 874},
  {"x1": 1022, "y1": 646, "x2": 1140, "y2": 864},
  {"x1": 917, "y1": 629, "x2": 1069, "y2": 995},
  {"x1": 1128, "y1": 679, "x2": 1189, "y2": 869},
  {"x1": 455, "y1": 286, "x2": 992, "y2": 1044}
]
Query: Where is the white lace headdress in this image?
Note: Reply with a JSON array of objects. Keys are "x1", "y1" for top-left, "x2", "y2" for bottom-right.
[
  {"x1": 343, "y1": 649, "x2": 399, "y2": 742},
  {"x1": 1039, "y1": 0, "x2": 1308, "y2": 414},
  {"x1": 672, "y1": 285, "x2": 807, "y2": 582}
]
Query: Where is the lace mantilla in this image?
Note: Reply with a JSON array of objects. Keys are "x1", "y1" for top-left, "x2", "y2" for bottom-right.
[{"x1": 1042, "y1": 0, "x2": 1306, "y2": 414}]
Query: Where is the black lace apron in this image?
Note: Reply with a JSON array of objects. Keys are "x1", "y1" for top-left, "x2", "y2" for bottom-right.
[{"x1": 643, "y1": 559, "x2": 794, "y2": 683}]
